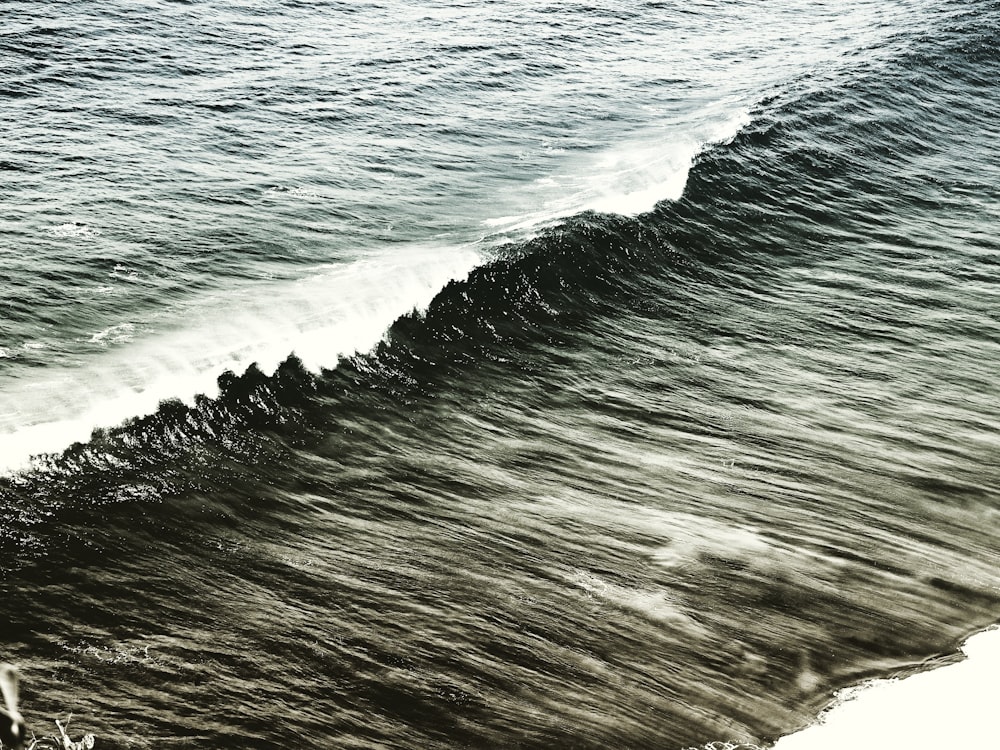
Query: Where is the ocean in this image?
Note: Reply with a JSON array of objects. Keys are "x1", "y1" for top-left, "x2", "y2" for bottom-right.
[{"x1": 1, "y1": 0, "x2": 998, "y2": 747}]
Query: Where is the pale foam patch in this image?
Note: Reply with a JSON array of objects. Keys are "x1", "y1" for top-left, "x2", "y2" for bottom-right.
[
  {"x1": 528, "y1": 491, "x2": 774, "y2": 574},
  {"x1": 48, "y1": 222, "x2": 102, "y2": 238},
  {"x1": 266, "y1": 184, "x2": 323, "y2": 200},
  {"x1": 88, "y1": 322, "x2": 136, "y2": 346},
  {"x1": 570, "y1": 570, "x2": 709, "y2": 637},
  {"x1": 771, "y1": 626, "x2": 1000, "y2": 750},
  {"x1": 0, "y1": 245, "x2": 482, "y2": 474},
  {"x1": 651, "y1": 521, "x2": 771, "y2": 571}
]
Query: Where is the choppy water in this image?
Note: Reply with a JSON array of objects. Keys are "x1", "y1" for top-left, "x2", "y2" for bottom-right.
[{"x1": 2, "y1": 0, "x2": 999, "y2": 748}]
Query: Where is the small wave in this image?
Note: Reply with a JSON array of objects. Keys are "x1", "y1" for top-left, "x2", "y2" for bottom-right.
[
  {"x1": 87, "y1": 322, "x2": 136, "y2": 346},
  {"x1": 266, "y1": 184, "x2": 324, "y2": 200},
  {"x1": 47, "y1": 222, "x2": 101, "y2": 238}
]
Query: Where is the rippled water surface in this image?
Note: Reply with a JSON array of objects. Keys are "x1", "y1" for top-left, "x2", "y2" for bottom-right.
[{"x1": 2, "y1": 0, "x2": 999, "y2": 748}]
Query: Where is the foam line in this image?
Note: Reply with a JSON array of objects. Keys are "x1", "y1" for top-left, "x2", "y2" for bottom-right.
[{"x1": 772, "y1": 626, "x2": 1000, "y2": 749}]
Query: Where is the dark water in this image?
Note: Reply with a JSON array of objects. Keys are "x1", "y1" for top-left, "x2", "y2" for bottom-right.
[{"x1": 2, "y1": 1, "x2": 999, "y2": 748}]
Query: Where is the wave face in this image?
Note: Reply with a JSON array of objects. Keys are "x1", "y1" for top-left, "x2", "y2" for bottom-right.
[
  {"x1": 3, "y1": 0, "x2": 1000, "y2": 748},
  {"x1": 0, "y1": 0, "x2": 912, "y2": 467}
]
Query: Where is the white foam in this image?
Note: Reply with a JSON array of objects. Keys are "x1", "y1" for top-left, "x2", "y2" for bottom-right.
[
  {"x1": 48, "y1": 222, "x2": 102, "y2": 238},
  {"x1": 88, "y1": 322, "x2": 136, "y2": 346},
  {"x1": 0, "y1": 245, "x2": 482, "y2": 474},
  {"x1": 482, "y1": 105, "x2": 751, "y2": 236},
  {"x1": 570, "y1": 570, "x2": 710, "y2": 637},
  {"x1": 772, "y1": 626, "x2": 1000, "y2": 749},
  {"x1": 585, "y1": 110, "x2": 749, "y2": 216}
]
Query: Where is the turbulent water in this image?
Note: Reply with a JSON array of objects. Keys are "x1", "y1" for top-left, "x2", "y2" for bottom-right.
[{"x1": 2, "y1": 0, "x2": 999, "y2": 748}]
